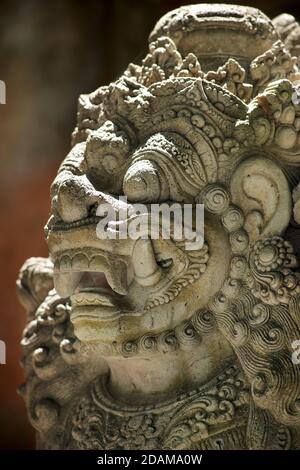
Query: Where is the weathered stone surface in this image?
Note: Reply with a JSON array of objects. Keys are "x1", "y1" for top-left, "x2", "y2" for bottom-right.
[{"x1": 17, "y1": 4, "x2": 300, "y2": 449}]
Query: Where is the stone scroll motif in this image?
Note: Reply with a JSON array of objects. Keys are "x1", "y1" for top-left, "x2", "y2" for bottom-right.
[{"x1": 17, "y1": 4, "x2": 300, "y2": 449}]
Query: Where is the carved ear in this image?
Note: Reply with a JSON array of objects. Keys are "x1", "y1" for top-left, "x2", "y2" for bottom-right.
[{"x1": 230, "y1": 157, "x2": 292, "y2": 243}]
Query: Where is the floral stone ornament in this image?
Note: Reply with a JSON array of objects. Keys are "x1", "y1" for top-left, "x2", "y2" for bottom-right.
[{"x1": 17, "y1": 4, "x2": 300, "y2": 449}]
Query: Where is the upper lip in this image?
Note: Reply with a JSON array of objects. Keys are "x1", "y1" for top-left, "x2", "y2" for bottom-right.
[
  {"x1": 45, "y1": 211, "x2": 100, "y2": 235},
  {"x1": 47, "y1": 217, "x2": 166, "y2": 307}
]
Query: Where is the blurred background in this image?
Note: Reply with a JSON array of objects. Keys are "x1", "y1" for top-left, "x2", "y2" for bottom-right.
[{"x1": 0, "y1": 0, "x2": 299, "y2": 450}]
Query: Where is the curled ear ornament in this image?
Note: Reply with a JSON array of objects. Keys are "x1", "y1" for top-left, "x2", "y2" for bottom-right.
[{"x1": 230, "y1": 157, "x2": 292, "y2": 243}]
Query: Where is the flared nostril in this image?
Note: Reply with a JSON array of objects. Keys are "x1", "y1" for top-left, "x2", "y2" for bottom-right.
[{"x1": 51, "y1": 175, "x2": 98, "y2": 224}]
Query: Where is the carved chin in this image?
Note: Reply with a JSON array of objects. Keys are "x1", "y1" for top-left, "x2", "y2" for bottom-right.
[{"x1": 69, "y1": 306, "x2": 159, "y2": 346}]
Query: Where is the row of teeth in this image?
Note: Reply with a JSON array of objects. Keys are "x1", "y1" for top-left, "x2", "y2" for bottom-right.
[
  {"x1": 53, "y1": 249, "x2": 128, "y2": 297},
  {"x1": 54, "y1": 253, "x2": 109, "y2": 273},
  {"x1": 52, "y1": 215, "x2": 100, "y2": 232}
]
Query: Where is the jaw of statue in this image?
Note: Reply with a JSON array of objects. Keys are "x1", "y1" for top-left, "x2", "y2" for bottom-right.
[
  {"x1": 47, "y1": 185, "x2": 238, "y2": 402},
  {"x1": 47, "y1": 200, "x2": 230, "y2": 345}
]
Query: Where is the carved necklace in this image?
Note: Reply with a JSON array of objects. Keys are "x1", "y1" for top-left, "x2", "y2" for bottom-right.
[{"x1": 69, "y1": 362, "x2": 250, "y2": 450}]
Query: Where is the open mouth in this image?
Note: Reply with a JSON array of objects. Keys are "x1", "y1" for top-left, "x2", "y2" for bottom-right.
[{"x1": 53, "y1": 248, "x2": 130, "y2": 321}]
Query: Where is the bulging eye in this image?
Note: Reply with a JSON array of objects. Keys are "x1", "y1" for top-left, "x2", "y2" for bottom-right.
[
  {"x1": 157, "y1": 257, "x2": 173, "y2": 269},
  {"x1": 123, "y1": 159, "x2": 162, "y2": 202}
]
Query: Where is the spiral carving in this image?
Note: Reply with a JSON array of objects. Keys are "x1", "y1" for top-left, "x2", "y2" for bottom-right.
[
  {"x1": 221, "y1": 205, "x2": 244, "y2": 232},
  {"x1": 248, "y1": 303, "x2": 270, "y2": 326},
  {"x1": 175, "y1": 321, "x2": 201, "y2": 349},
  {"x1": 193, "y1": 309, "x2": 216, "y2": 333},
  {"x1": 229, "y1": 229, "x2": 249, "y2": 253},
  {"x1": 200, "y1": 184, "x2": 231, "y2": 215}
]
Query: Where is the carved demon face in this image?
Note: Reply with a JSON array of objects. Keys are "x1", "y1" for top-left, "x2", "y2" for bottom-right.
[
  {"x1": 46, "y1": 30, "x2": 300, "y2": 362},
  {"x1": 18, "y1": 5, "x2": 300, "y2": 446},
  {"x1": 46, "y1": 129, "x2": 232, "y2": 354}
]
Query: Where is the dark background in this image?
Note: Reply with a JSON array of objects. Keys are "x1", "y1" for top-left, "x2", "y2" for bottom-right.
[{"x1": 0, "y1": 0, "x2": 299, "y2": 450}]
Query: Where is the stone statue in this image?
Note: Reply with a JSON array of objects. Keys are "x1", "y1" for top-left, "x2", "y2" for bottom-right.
[{"x1": 17, "y1": 4, "x2": 300, "y2": 449}]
